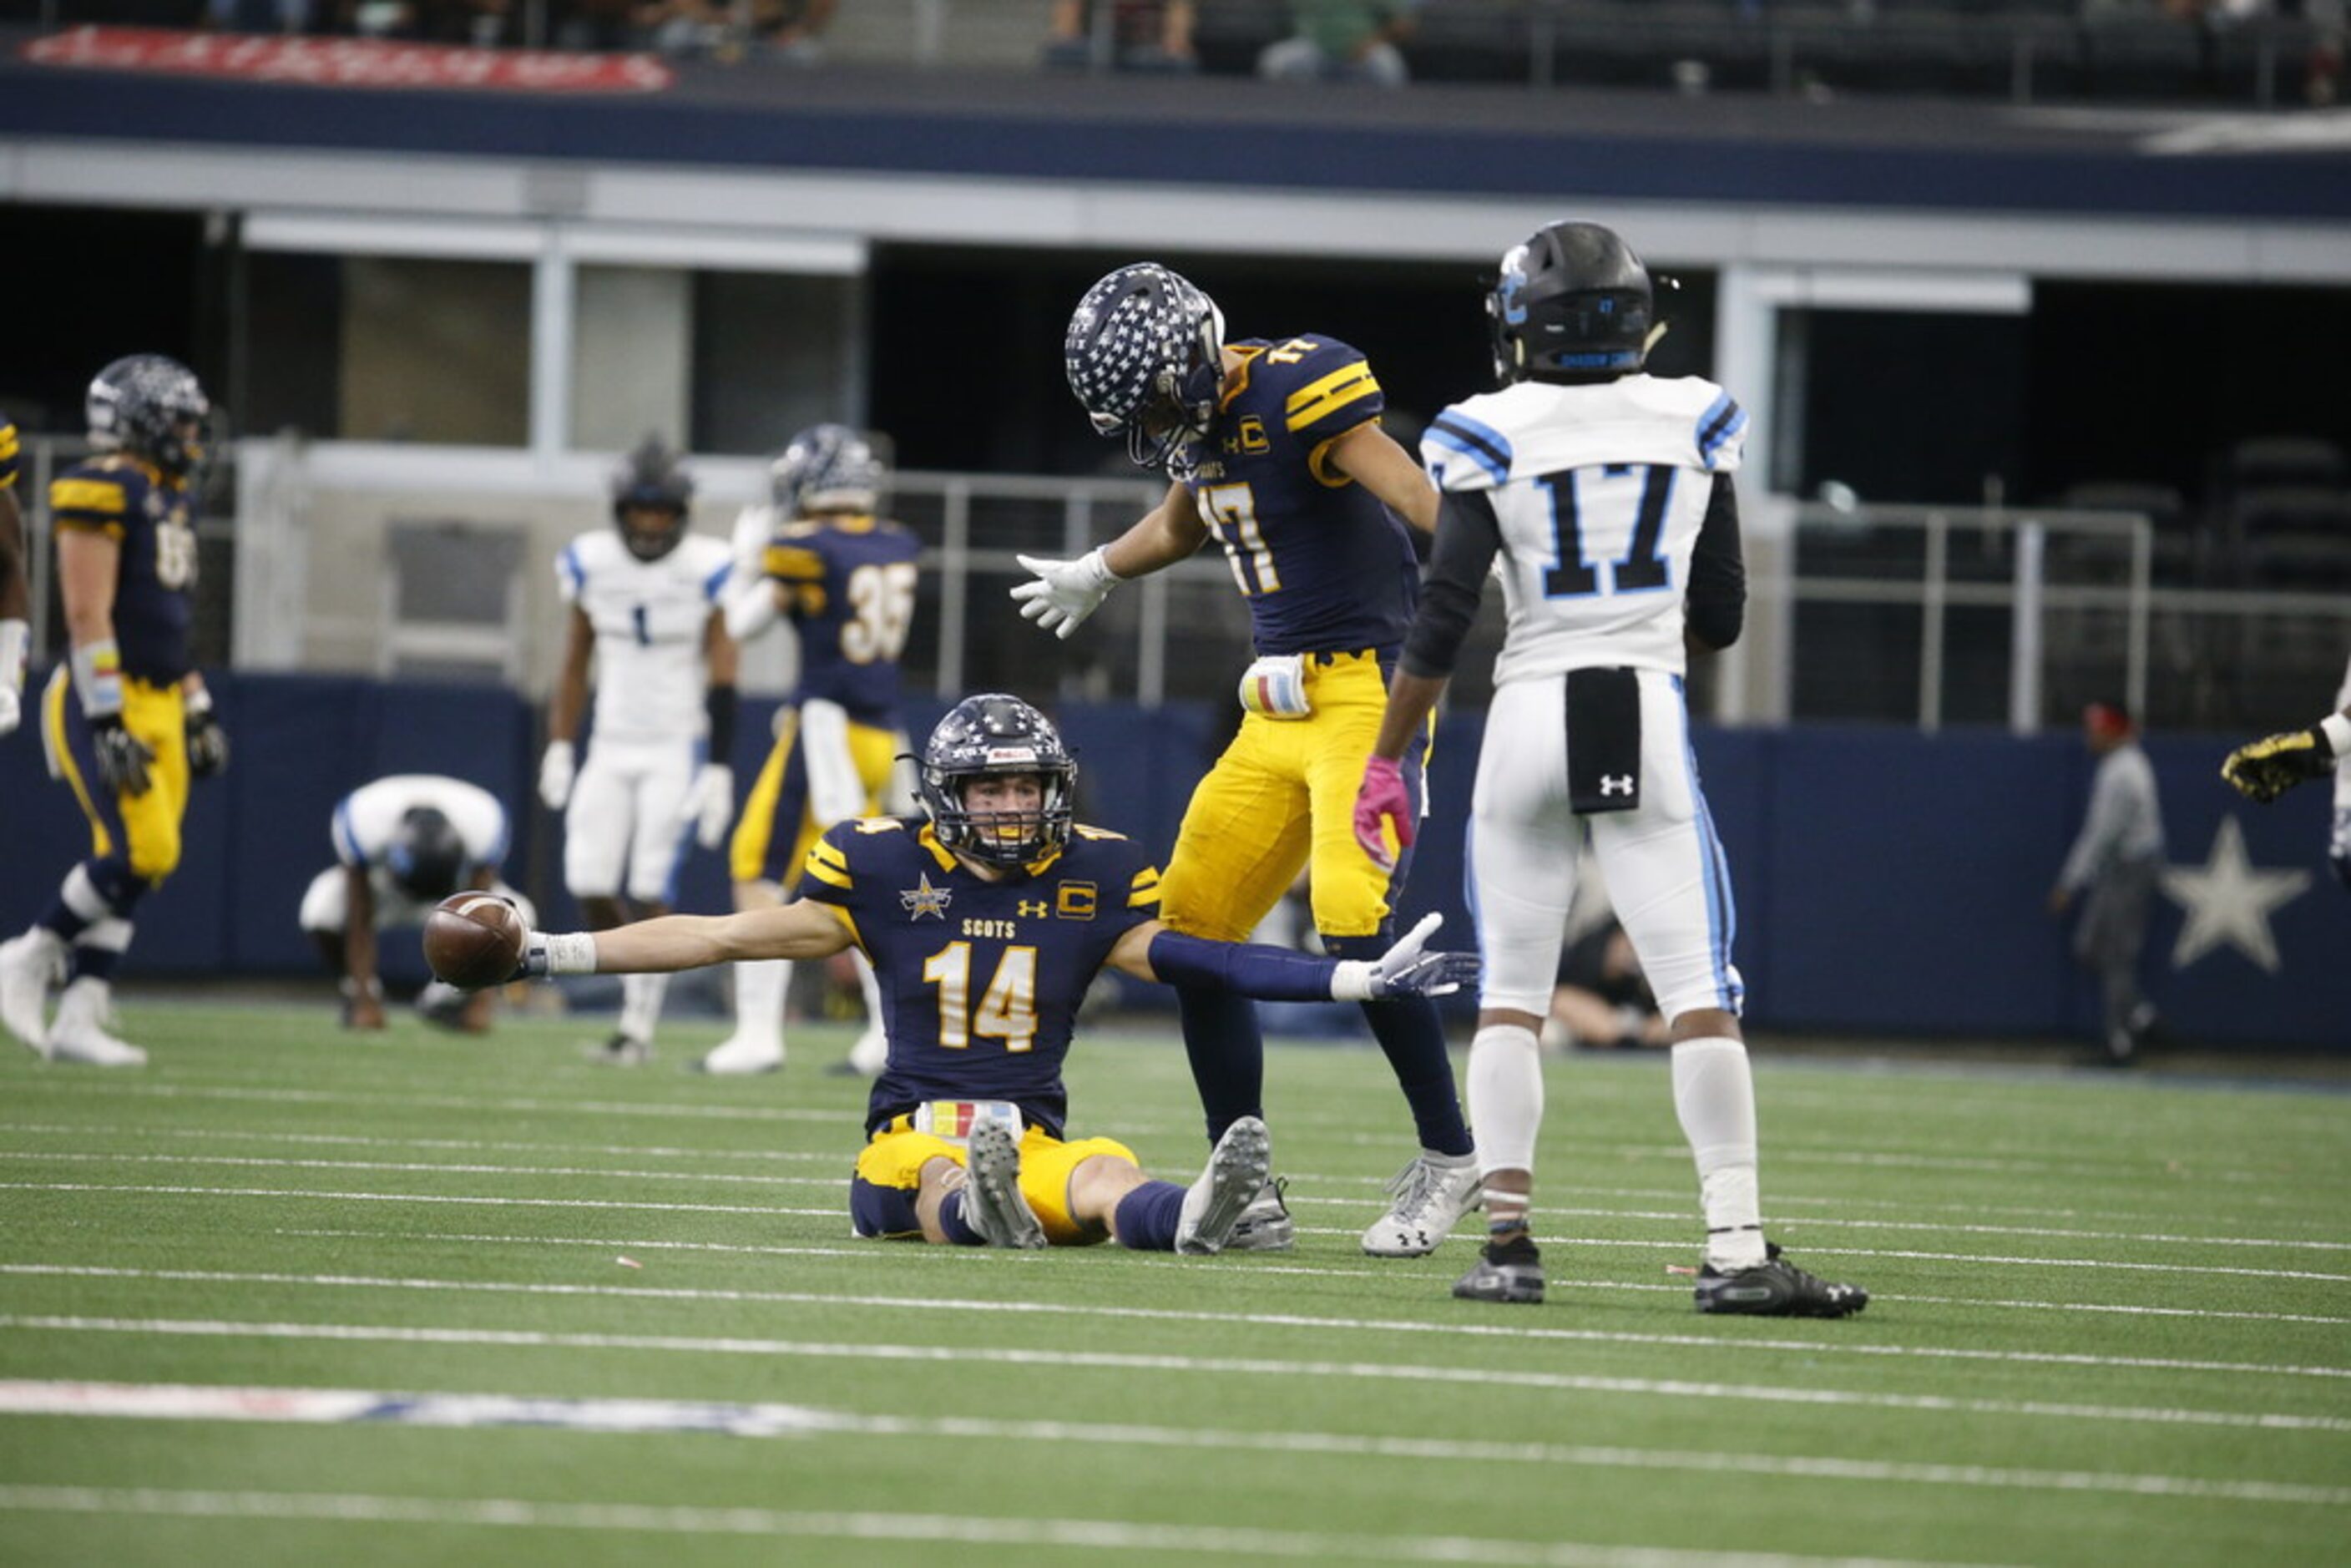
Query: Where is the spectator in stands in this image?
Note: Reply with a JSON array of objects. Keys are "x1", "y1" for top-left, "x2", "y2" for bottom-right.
[
  {"x1": 1258, "y1": 0, "x2": 1418, "y2": 86},
  {"x1": 1044, "y1": 1, "x2": 1196, "y2": 72},
  {"x1": 1543, "y1": 919, "x2": 1668, "y2": 1053},
  {"x1": 2049, "y1": 701, "x2": 2166, "y2": 1065}
]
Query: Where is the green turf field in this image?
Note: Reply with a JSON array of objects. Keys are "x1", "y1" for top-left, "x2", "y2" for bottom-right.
[{"x1": 0, "y1": 1003, "x2": 2344, "y2": 1566}]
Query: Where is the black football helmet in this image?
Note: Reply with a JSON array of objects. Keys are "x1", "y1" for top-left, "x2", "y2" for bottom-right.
[
  {"x1": 387, "y1": 806, "x2": 467, "y2": 902},
  {"x1": 771, "y1": 423, "x2": 887, "y2": 517},
  {"x1": 1065, "y1": 263, "x2": 1226, "y2": 473},
  {"x1": 87, "y1": 354, "x2": 210, "y2": 478},
  {"x1": 609, "y1": 437, "x2": 694, "y2": 562},
  {"x1": 1489, "y1": 221, "x2": 1656, "y2": 385},
  {"x1": 916, "y1": 695, "x2": 1078, "y2": 869}
]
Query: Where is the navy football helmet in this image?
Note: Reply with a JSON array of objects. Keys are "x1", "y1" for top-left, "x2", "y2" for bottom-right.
[
  {"x1": 916, "y1": 695, "x2": 1078, "y2": 869},
  {"x1": 771, "y1": 423, "x2": 887, "y2": 517},
  {"x1": 1489, "y1": 221, "x2": 1656, "y2": 385},
  {"x1": 87, "y1": 354, "x2": 210, "y2": 478},
  {"x1": 387, "y1": 806, "x2": 467, "y2": 902},
  {"x1": 1065, "y1": 263, "x2": 1226, "y2": 473},
  {"x1": 610, "y1": 437, "x2": 694, "y2": 562}
]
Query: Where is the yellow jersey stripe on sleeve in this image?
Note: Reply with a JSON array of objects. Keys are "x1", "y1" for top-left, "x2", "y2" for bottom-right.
[
  {"x1": 51, "y1": 478, "x2": 129, "y2": 517},
  {"x1": 763, "y1": 545, "x2": 827, "y2": 582},
  {"x1": 1283, "y1": 364, "x2": 1380, "y2": 432},
  {"x1": 804, "y1": 855, "x2": 854, "y2": 891}
]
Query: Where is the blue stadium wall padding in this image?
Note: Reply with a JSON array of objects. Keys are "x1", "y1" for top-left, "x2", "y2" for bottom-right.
[{"x1": 2, "y1": 672, "x2": 2341, "y2": 1046}]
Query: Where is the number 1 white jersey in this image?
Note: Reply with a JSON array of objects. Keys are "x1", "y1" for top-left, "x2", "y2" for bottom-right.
[
  {"x1": 1420, "y1": 374, "x2": 1746, "y2": 684},
  {"x1": 555, "y1": 529, "x2": 732, "y2": 746}
]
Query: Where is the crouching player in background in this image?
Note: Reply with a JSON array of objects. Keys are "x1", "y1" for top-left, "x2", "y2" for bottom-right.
[
  {"x1": 493, "y1": 694, "x2": 1475, "y2": 1253},
  {"x1": 301, "y1": 773, "x2": 535, "y2": 1033}
]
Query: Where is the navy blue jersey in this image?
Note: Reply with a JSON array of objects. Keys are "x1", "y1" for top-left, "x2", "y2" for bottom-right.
[
  {"x1": 1174, "y1": 335, "x2": 1420, "y2": 658},
  {"x1": 800, "y1": 817, "x2": 1161, "y2": 1137},
  {"x1": 49, "y1": 455, "x2": 197, "y2": 685},
  {"x1": 765, "y1": 514, "x2": 921, "y2": 726}
]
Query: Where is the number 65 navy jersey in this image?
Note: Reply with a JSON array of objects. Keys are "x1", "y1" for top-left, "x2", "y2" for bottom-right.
[
  {"x1": 797, "y1": 816, "x2": 1162, "y2": 1137},
  {"x1": 1421, "y1": 374, "x2": 1745, "y2": 682},
  {"x1": 49, "y1": 453, "x2": 200, "y2": 685}
]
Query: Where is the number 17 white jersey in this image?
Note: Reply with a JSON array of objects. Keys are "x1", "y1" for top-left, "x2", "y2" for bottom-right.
[{"x1": 1420, "y1": 374, "x2": 1746, "y2": 682}]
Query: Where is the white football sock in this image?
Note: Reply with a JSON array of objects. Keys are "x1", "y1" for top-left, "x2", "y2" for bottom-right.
[
  {"x1": 730, "y1": 959, "x2": 790, "y2": 1053},
  {"x1": 846, "y1": 950, "x2": 888, "y2": 1074},
  {"x1": 1466, "y1": 1024, "x2": 1544, "y2": 1181},
  {"x1": 1671, "y1": 1035, "x2": 1765, "y2": 1269},
  {"x1": 619, "y1": 971, "x2": 670, "y2": 1046}
]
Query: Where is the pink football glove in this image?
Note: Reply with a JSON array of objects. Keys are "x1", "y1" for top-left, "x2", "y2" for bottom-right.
[{"x1": 1353, "y1": 754, "x2": 1415, "y2": 873}]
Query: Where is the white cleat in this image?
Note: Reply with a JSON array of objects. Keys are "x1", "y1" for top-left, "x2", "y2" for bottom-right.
[
  {"x1": 0, "y1": 928, "x2": 67, "y2": 1056},
  {"x1": 691, "y1": 1034, "x2": 782, "y2": 1075},
  {"x1": 1222, "y1": 1179, "x2": 1296, "y2": 1252},
  {"x1": 1176, "y1": 1116, "x2": 1273, "y2": 1256},
  {"x1": 46, "y1": 980, "x2": 146, "y2": 1068},
  {"x1": 959, "y1": 1120, "x2": 1045, "y2": 1249},
  {"x1": 843, "y1": 1024, "x2": 889, "y2": 1077},
  {"x1": 1362, "y1": 1149, "x2": 1483, "y2": 1257}
]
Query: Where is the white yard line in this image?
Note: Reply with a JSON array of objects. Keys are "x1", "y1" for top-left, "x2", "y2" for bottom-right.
[
  {"x1": 0, "y1": 1484, "x2": 2005, "y2": 1567},
  {"x1": 0, "y1": 1381, "x2": 2336, "y2": 1510},
  {"x1": 0, "y1": 1181, "x2": 826, "y2": 1217},
  {"x1": 1, "y1": 1286, "x2": 2343, "y2": 1432}
]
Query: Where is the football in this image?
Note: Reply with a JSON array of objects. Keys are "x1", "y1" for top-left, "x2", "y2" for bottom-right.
[{"x1": 422, "y1": 893, "x2": 525, "y2": 990}]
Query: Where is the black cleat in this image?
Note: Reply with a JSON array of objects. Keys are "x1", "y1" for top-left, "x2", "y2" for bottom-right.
[
  {"x1": 1453, "y1": 1234, "x2": 1545, "y2": 1305},
  {"x1": 1695, "y1": 1242, "x2": 1867, "y2": 1318}
]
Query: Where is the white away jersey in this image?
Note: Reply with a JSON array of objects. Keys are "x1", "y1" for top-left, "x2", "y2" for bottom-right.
[
  {"x1": 1421, "y1": 375, "x2": 1745, "y2": 682},
  {"x1": 556, "y1": 529, "x2": 732, "y2": 745},
  {"x1": 331, "y1": 775, "x2": 509, "y2": 873}
]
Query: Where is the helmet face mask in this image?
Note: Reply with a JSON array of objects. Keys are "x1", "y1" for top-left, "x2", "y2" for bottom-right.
[
  {"x1": 771, "y1": 423, "x2": 887, "y2": 517},
  {"x1": 387, "y1": 807, "x2": 466, "y2": 903},
  {"x1": 916, "y1": 695, "x2": 1079, "y2": 870},
  {"x1": 87, "y1": 354, "x2": 210, "y2": 478},
  {"x1": 1065, "y1": 263, "x2": 1226, "y2": 474},
  {"x1": 1488, "y1": 221, "x2": 1656, "y2": 387},
  {"x1": 610, "y1": 437, "x2": 694, "y2": 562}
]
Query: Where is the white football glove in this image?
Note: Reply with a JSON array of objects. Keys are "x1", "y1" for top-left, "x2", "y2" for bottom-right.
[
  {"x1": 1329, "y1": 913, "x2": 1479, "y2": 1002},
  {"x1": 538, "y1": 740, "x2": 576, "y2": 812},
  {"x1": 690, "y1": 763, "x2": 735, "y2": 850},
  {"x1": 1010, "y1": 548, "x2": 1121, "y2": 640}
]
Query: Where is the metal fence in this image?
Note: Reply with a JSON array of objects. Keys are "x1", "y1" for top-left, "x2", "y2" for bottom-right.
[{"x1": 14, "y1": 432, "x2": 2346, "y2": 734}]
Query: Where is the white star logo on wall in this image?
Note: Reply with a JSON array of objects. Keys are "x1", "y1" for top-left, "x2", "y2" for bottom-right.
[{"x1": 2160, "y1": 817, "x2": 2311, "y2": 974}]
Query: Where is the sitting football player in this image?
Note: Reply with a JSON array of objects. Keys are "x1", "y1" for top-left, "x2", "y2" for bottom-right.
[
  {"x1": 497, "y1": 694, "x2": 1476, "y2": 1253},
  {"x1": 301, "y1": 774, "x2": 535, "y2": 1033}
]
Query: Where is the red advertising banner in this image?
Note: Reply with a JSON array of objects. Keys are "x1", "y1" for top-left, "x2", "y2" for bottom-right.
[{"x1": 20, "y1": 27, "x2": 675, "y2": 94}]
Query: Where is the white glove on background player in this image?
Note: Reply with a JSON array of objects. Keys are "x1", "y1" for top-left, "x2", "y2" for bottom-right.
[
  {"x1": 0, "y1": 618, "x2": 26, "y2": 737},
  {"x1": 538, "y1": 740, "x2": 576, "y2": 812},
  {"x1": 688, "y1": 763, "x2": 736, "y2": 850},
  {"x1": 1329, "y1": 913, "x2": 1479, "y2": 1001},
  {"x1": 1010, "y1": 548, "x2": 1121, "y2": 640}
]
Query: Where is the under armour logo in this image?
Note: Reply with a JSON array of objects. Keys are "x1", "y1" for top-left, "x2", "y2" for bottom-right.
[
  {"x1": 1600, "y1": 775, "x2": 1636, "y2": 797},
  {"x1": 1018, "y1": 900, "x2": 1047, "y2": 918}
]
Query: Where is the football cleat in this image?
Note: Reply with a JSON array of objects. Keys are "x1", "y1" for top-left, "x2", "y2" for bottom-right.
[
  {"x1": 959, "y1": 1120, "x2": 1045, "y2": 1249},
  {"x1": 1695, "y1": 1242, "x2": 1868, "y2": 1318},
  {"x1": 46, "y1": 980, "x2": 145, "y2": 1068},
  {"x1": 1453, "y1": 1234, "x2": 1545, "y2": 1305},
  {"x1": 691, "y1": 1034, "x2": 781, "y2": 1075},
  {"x1": 585, "y1": 1031, "x2": 651, "y2": 1068},
  {"x1": 1222, "y1": 1177, "x2": 1296, "y2": 1252},
  {"x1": 1176, "y1": 1116, "x2": 1272, "y2": 1256},
  {"x1": 1362, "y1": 1150, "x2": 1484, "y2": 1257},
  {"x1": 0, "y1": 927, "x2": 66, "y2": 1055}
]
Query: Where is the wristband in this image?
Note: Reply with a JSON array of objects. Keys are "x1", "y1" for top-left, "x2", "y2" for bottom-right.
[
  {"x1": 705, "y1": 684, "x2": 739, "y2": 760},
  {"x1": 541, "y1": 931, "x2": 599, "y2": 976},
  {"x1": 1329, "y1": 961, "x2": 1377, "y2": 1003},
  {"x1": 185, "y1": 685, "x2": 215, "y2": 718},
  {"x1": 2320, "y1": 712, "x2": 2351, "y2": 761},
  {"x1": 1083, "y1": 545, "x2": 1124, "y2": 585},
  {"x1": 69, "y1": 639, "x2": 126, "y2": 719},
  {"x1": 0, "y1": 620, "x2": 25, "y2": 695}
]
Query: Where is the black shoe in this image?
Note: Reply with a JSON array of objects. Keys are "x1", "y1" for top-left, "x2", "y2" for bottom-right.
[
  {"x1": 822, "y1": 1057, "x2": 875, "y2": 1078},
  {"x1": 584, "y1": 1032, "x2": 651, "y2": 1067},
  {"x1": 1694, "y1": 1242, "x2": 1867, "y2": 1318},
  {"x1": 1453, "y1": 1234, "x2": 1545, "y2": 1304}
]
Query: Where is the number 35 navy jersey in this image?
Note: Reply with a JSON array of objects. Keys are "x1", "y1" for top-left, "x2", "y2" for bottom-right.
[
  {"x1": 1420, "y1": 374, "x2": 1746, "y2": 682},
  {"x1": 798, "y1": 816, "x2": 1162, "y2": 1137}
]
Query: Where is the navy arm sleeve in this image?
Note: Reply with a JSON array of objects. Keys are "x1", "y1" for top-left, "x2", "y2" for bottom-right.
[
  {"x1": 1400, "y1": 489, "x2": 1504, "y2": 681},
  {"x1": 1686, "y1": 473, "x2": 1746, "y2": 652}
]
